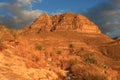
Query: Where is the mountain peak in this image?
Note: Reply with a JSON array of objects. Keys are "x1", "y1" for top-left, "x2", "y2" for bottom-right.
[{"x1": 28, "y1": 12, "x2": 101, "y2": 33}]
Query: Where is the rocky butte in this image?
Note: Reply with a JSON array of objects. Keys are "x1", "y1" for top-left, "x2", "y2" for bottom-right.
[
  {"x1": 0, "y1": 13, "x2": 120, "y2": 80},
  {"x1": 26, "y1": 12, "x2": 101, "y2": 33}
]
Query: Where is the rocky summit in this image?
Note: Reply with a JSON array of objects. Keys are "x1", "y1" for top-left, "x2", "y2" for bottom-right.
[
  {"x1": 28, "y1": 12, "x2": 101, "y2": 33},
  {"x1": 0, "y1": 13, "x2": 120, "y2": 80}
]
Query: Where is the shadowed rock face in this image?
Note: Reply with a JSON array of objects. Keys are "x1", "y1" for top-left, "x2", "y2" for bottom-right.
[{"x1": 29, "y1": 12, "x2": 101, "y2": 33}]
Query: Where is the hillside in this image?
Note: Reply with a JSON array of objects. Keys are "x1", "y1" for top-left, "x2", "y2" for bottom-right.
[{"x1": 0, "y1": 13, "x2": 120, "y2": 80}]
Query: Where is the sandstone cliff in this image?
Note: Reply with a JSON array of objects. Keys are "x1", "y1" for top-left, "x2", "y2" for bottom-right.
[{"x1": 29, "y1": 12, "x2": 101, "y2": 33}]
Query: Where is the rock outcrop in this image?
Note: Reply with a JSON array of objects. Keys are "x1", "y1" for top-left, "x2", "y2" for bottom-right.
[
  {"x1": 29, "y1": 12, "x2": 101, "y2": 33},
  {"x1": 0, "y1": 25, "x2": 15, "y2": 41}
]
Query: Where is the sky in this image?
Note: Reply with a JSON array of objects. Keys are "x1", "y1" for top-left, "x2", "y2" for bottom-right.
[{"x1": 0, "y1": 0, "x2": 120, "y2": 37}]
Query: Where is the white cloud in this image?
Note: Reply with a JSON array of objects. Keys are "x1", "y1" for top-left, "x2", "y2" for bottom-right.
[
  {"x1": 51, "y1": 10, "x2": 66, "y2": 15},
  {"x1": 0, "y1": 3, "x2": 7, "y2": 7},
  {"x1": 0, "y1": 0, "x2": 44, "y2": 28},
  {"x1": 112, "y1": 0, "x2": 120, "y2": 7},
  {"x1": 83, "y1": 0, "x2": 120, "y2": 37},
  {"x1": 110, "y1": 28, "x2": 120, "y2": 37},
  {"x1": 17, "y1": 0, "x2": 43, "y2": 8}
]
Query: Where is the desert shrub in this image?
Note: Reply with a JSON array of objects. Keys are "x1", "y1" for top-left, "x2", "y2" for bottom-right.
[
  {"x1": 69, "y1": 43, "x2": 74, "y2": 49},
  {"x1": 84, "y1": 55, "x2": 97, "y2": 64},
  {"x1": 71, "y1": 64, "x2": 107, "y2": 80},
  {"x1": 35, "y1": 44, "x2": 42, "y2": 51},
  {"x1": 56, "y1": 50, "x2": 62, "y2": 54},
  {"x1": 69, "y1": 56, "x2": 82, "y2": 66},
  {"x1": 32, "y1": 55, "x2": 39, "y2": 62},
  {"x1": 69, "y1": 43, "x2": 74, "y2": 53}
]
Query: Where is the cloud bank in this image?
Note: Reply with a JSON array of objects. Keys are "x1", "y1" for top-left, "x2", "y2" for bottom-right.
[
  {"x1": 83, "y1": 0, "x2": 120, "y2": 37},
  {"x1": 0, "y1": 0, "x2": 45, "y2": 28}
]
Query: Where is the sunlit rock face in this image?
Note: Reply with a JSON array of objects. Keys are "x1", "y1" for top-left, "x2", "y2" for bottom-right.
[{"x1": 29, "y1": 12, "x2": 101, "y2": 33}]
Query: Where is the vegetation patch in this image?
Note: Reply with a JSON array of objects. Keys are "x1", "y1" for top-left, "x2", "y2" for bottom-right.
[
  {"x1": 84, "y1": 55, "x2": 97, "y2": 64},
  {"x1": 35, "y1": 44, "x2": 43, "y2": 51},
  {"x1": 69, "y1": 43, "x2": 74, "y2": 53},
  {"x1": 56, "y1": 50, "x2": 62, "y2": 54}
]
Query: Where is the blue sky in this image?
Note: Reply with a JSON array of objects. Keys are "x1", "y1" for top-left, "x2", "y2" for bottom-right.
[
  {"x1": 32, "y1": 0, "x2": 108, "y2": 15},
  {"x1": 0, "y1": 0, "x2": 120, "y2": 37},
  {"x1": 0, "y1": 0, "x2": 108, "y2": 14}
]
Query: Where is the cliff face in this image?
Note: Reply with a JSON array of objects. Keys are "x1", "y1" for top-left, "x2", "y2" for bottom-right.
[{"x1": 29, "y1": 12, "x2": 101, "y2": 33}]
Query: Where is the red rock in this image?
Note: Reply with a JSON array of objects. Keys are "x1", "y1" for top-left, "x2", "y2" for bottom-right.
[{"x1": 29, "y1": 12, "x2": 101, "y2": 33}]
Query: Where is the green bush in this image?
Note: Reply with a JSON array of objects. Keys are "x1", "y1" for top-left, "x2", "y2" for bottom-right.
[{"x1": 32, "y1": 55, "x2": 39, "y2": 62}]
